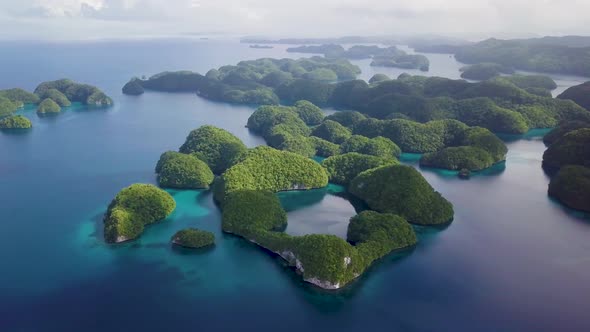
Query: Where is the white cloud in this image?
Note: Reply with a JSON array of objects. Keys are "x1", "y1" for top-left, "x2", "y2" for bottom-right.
[{"x1": 0, "y1": 0, "x2": 589, "y2": 40}]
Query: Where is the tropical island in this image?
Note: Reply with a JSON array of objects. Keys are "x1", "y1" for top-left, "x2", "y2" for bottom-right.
[
  {"x1": 171, "y1": 228, "x2": 215, "y2": 248},
  {"x1": 426, "y1": 36, "x2": 590, "y2": 77},
  {"x1": 125, "y1": 58, "x2": 588, "y2": 137},
  {"x1": 460, "y1": 63, "x2": 515, "y2": 80},
  {"x1": 542, "y1": 120, "x2": 590, "y2": 212},
  {"x1": 249, "y1": 44, "x2": 274, "y2": 49},
  {"x1": 558, "y1": 81, "x2": 590, "y2": 111},
  {"x1": 103, "y1": 118, "x2": 455, "y2": 289},
  {"x1": 103, "y1": 184, "x2": 176, "y2": 243},
  {"x1": 286, "y1": 44, "x2": 430, "y2": 71},
  {"x1": 0, "y1": 80, "x2": 112, "y2": 118}
]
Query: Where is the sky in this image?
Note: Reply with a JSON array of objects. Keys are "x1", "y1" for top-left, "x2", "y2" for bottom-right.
[{"x1": 0, "y1": 0, "x2": 589, "y2": 41}]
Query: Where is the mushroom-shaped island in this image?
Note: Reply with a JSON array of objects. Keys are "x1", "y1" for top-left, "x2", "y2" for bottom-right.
[{"x1": 104, "y1": 184, "x2": 176, "y2": 243}]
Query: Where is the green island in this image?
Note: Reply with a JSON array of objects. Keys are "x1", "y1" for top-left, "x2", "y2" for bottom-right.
[
  {"x1": 548, "y1": 165, "x2": 590, "y2": 213},
  {"x1": 542, "y1": 121, "x2": 590, "y2": 213},
  {"x1": 460, "y1": 63, "x2": 515, "y2": 80},
  {"x1": 171, "y1": 228, "x2": 215, "y2": 248},
  {"x1": 542, "y1": 128, "x2": 590, "y2": 173},
  {"x1": 179, "y1": 125, "x2": 248, "y2": 174},
  {"x1": 103, "y1": 118, "x2": 455, "y2": 289},
  {"x1": 286, "y1": 44, "x2": 430, "y2": 71},
  {"x1": 0, "y1": 115, "x2": 32, "y2": 129},
  {"x1": 37, "y1": 98, "x2": 61, "y2": 114},
  {"x1": 558, "y1": 81, "x2": 590, "y2": 111},
  {"x1": 103, "y1": 184, "x2": 176, "y2": 243},
  {"x1": 452, "y1": 37, "x2": 590, "y2": 77},
  {"x1": 0, "y1": 80, "x2": 112, "y2": 117},
  {"x1": 126, "y1": 61, "x2": 589, "y2": 137},
  {"x1": 155, "y1": 151, "x2": 214, "y2": 189},
  {"x1": 349, "y1": 164, "x2": 454, "y2": 225}
]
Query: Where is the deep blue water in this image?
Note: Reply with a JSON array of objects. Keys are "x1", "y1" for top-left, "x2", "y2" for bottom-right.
[{"x1": 1, "y1": 39, "x2": 589, "y2": 332}]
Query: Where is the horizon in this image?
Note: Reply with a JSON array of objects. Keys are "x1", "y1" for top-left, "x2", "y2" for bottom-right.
[{"x1": 2, "y1": 1, "x2": 590, "y2": 41}]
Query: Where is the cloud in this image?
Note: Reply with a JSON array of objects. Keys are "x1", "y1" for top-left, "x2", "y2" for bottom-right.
[{"x1": 0, "y1": 0, "x2": 589, "y2": 40}]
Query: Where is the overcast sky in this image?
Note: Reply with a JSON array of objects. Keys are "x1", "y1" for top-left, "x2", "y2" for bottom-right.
[{"x1": 0, "y1": 0, "x2": 589, "y2": 41}]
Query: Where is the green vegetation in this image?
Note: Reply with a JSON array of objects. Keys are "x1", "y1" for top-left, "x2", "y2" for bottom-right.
[
  {"x1": 214, "y1": 146, "x2": 329, "y2": 202},
  {"x1": 349, "y1": 164, "x2": 454, "y2": 225},
  {"x1": 459, "y1": 63, "x2": 514, "y2": 80},
  {"x1": 371, "y1": 54, "x2": 430, "y2": 71},
  {"x1": 498, "y1": 75, "x2": 557, "y2": 91},
  {"x1": 292, "y1": 100, "x2": 324, "y2": 125},
  {"x1": 0, "y1": 88, "x2": 40, "y2": 105},
  {"x1": 34, "y1": 79, "x2": 113, "y2": 106},
  {"x1": 326, "y1": 111, "x2": 367, "y2": 130},
  {"x1": 340, "y1": 135, "x2": 401, "y2": 158},
  {"x1": 103, "y1": 184, "x2": 176, "y2": 243},
  {"x1": 171, "y1": 228, "x2": 215, "y2": 248},
  {"x1": 311, "y1": 120, "x2": 351, "y2": 144},
  {"x1": 369, "y1": 74, "x2": 391, "y2": 84},
  {"x1": 558, "y1": 81, "x2": 590, "y2": 110},
  {"x1": 0, "y1": 96, "x2": 19, "y2": 117},
  {"x1": 155, "y1": 152, "x2": 214, "y2": 189},
  {"x1": 221, "y1": 190, "x2": 287, "y2": 235},
  {"x1": 38, "y1": 88, "x2": 71, "y2": 107},
  {"x1": 322, "y1": 153, "x2": 398, "y2": 185},
  {"x1": 309, "y1": 136, "x2": 340, "y2": 157},
  {"x1": 122, "y1": 79, "x2": 145, "y2": 95},
  {"x1": 37, "y1": 98, "x2": 61, "y2": 114},
  {"x1": 0, "y1": 115, "x2": 32, "y2": 129},
  {"x1": 543, "y1": 121, "x2": 590, "y2": 146},
  {"x1": 548, "y1": 165, "x2": 590, "y2": 213},
  {"x1": 220, "y1": 189, "x2": 418, "y2": 289},
  {"x1": 179, "y1": 125, "x2": 248, "y2": 174},
  {"x1": 543, "y1": 128, "x2": 590, "y2": 173},
  {"x1": 347, "y1": 211, "x2": 417, "y2": 262},
  {"x1": 420, "y1": 146, "x2": 495, "y2": 171},
  {"x1": 129, "y1": 57, "x2": 360, "y2": 106},
  {"x1": 454, "y1": 38, "x2": 590, "y2": 77}
]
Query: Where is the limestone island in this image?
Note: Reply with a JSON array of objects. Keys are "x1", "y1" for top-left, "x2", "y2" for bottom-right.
[
  {"x1": 104, "y1": 184, "x2": 176, "y2": 243},
  {"x1": 0, "y1": 115, "x2": 32, "y2": 129},
  {"x1": 542, "y1": 128, "x2": 590, "y2": 173},
  {"x1": 164, "y1": 123, "x2": 452, "y2": 289},
  {"x1": 155, "y1": 151, "x2": 214, "y2": 189},
  {"x1": 460, "y1": 63, "x2": 515, "y2": 80},
  {"x1": 558, "y1": 81, "x2": 590, "y2": 111},
  {"x1": 171, "y1": 228, "x2": 215, "y2": 248}
]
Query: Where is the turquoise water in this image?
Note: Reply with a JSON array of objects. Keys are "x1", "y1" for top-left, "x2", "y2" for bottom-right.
[{"x1": 1, "y1": 39, "x2": 590, "y2": 331}]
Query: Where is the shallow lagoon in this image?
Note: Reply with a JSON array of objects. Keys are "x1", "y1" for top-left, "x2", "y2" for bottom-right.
[{"x1": 1, "y1": 39, "x2": 589, "y2": 331}]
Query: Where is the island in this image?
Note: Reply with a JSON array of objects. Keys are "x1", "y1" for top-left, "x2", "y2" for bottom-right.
[
  {"x1": 0, "y1": 115, "x2": 32, "y2": 129},
  {"x1": 155, "y1": 151, "x2": 214, "y2": 189},
  {"x1": 249, "y1": 45, "x2": 274, "y2": 49},
  {"x1": 128, "y1": 60, "x2": 589, "y2": 137},
  {"x1": 179, "y1": 125, "x2": 248, "y2": 174},
  {"x1": 542, "y1": 128, "x2": 590, "y2": 173},
  {"x1": 548, "y1": 165, "x2": 590, "y2": 212},
  {"x1": 122, "y1": 79, "x2": 145, "y2": 96},
  {"x1": 349, "y1": 164, "x2": 454, "y2": 225},
  {"x1": 103, "y1": 184, "x2": 176, "y2": 243},
  {"x1": 287, "y1": 44, "x2": 430, "y2": 71},
  {"x1": 453, "y1": 37, "x2": 590, "y2": 77},
  {"x1": 171, "y1": 228, "x2": 215, "y2": 248},
  {"x1": 0, "y1": 96, "x2": 20, "y2": 117},
  {"x1": 558, "y1": 81, "x2": 590, "y2": 111},
  {"x1": 321, "y1": 152, "x2": 398, "y2": 185},
  {"x1": 37, "y1": 98, "x2": 61, "y2": 114},
  {"x1": 459, "y1": 63, "x2": 515, "y2": 80}
]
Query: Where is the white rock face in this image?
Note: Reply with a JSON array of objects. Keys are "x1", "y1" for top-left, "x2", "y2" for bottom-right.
[
  {"x1": 304, "y1": 277, "x2": 341, "y2": 290},
  {"x1": 116, "y1": 235, "x2": 129, "y2": 243},
  {"x1": 344, "y1": 257, "x2": 351, "y2": 266}
]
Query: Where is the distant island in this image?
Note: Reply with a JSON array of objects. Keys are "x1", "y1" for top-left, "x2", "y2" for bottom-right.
[
  {"x1": 286, "y1": 44, "x2": 430, "y2": 71},
  {"x1": 249, "y1": 44, "x2": 273, "y2": 49},
  {"x1": 124, "y1": 59, "x2": 589, "y2": 137},
  {"x1": 416, "y1": 36, "x2": 590, "y2": 77},
  {"x1": 0, "y1": 80, "x2": 112, "y2": 119}
]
